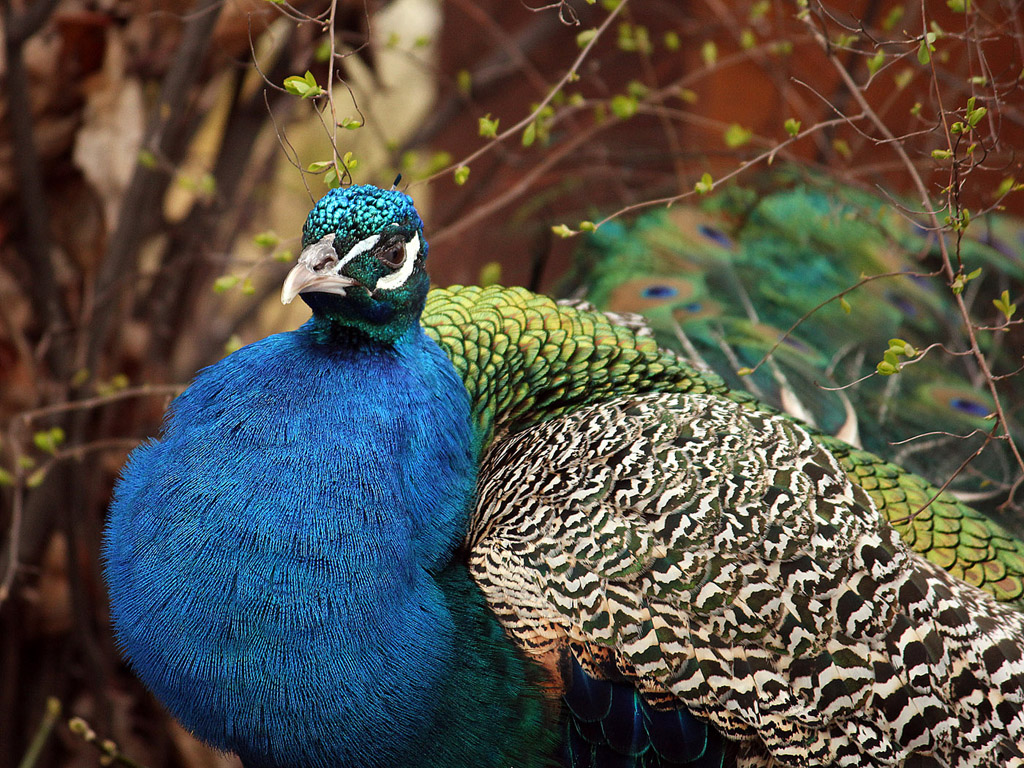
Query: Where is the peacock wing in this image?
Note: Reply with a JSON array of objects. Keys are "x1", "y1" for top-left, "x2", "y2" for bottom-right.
[
  {"x1": 423, "y1": 286, "x2": 1024, "y2": 606},
  {"x1": 467, "y1": 389, "x2": 1024, "y2": 767}
]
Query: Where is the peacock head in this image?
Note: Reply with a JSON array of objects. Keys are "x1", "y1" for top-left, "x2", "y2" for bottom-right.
[{"x1": 281, "y1": 184, "x2": 428, "y2": 344}]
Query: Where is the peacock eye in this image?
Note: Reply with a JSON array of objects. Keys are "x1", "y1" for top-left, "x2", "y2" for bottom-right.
[{"x1": 378, "y1": 244, "x2": 406, "y2": 270}]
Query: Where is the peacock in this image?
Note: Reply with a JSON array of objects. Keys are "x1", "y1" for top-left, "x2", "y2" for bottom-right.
[
  {"x1": 104, "y1": 182, "x2": 1024, "y2": 768},
  {"x1": 562, "y1": 173, "x2": 1024, "y2": 525}
]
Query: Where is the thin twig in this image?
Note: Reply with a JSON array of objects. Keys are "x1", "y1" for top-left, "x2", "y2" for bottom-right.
[{"x1": 416, "y1": 0, "x2": 629, "y2": 188}]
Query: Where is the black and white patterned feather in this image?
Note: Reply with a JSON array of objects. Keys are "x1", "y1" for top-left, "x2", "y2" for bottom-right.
[{"x1": 469, "y1": 391, "x2": 1024, "y2": 767}]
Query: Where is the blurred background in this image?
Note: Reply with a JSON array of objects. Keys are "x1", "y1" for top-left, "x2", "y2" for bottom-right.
[{"x1": 1, "y1": 0, "x2": 1022, "y2": 766}]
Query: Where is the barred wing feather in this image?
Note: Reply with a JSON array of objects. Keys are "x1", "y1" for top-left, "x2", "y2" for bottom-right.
[{"x1": 468, "y1": 391, "x2": 1024, "y2": 767}]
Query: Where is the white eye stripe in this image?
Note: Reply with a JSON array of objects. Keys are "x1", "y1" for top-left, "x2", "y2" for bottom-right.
[
  {"x1": 337, "y1": 233, "x2": 381, "y2": 271},
  {"x1": 375, "y1": 233, "x2": 420, "y2": 291}
]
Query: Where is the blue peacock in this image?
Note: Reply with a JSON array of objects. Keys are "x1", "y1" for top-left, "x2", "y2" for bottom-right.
[{"x1": 105, "y1": 183, "x2": 1024, "y2": 768}]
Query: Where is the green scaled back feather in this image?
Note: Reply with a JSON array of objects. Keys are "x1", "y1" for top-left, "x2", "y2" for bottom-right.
[{"x1": 422, "y1": 284, "x2": 1024, "y2": 604}]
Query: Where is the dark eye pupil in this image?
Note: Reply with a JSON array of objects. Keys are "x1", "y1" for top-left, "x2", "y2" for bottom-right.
[{"x1": 381, "y1": 245, "x2": 405, "y2": 268}]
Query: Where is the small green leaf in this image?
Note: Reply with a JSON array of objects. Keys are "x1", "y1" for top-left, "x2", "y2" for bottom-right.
[
  {"x1": 701, "y1": 40, "x2": 717, "y2": 67},
  {"x1": 138, "y1": 149, "x2": 157, "y2": 169},
  {"x1": 723, "y1": 123, "x2": 753, "y2": 148},
  {"x1": 33, "y1": 427, "x2": 65, "y2": 455},
  {"x1": 784, "y1": 118, "x2": 801, "y2": 137},
  {"x1": 994, "y1": 176, "x2": 1023, "y2": 198},
  {"x1": 213, "y1": 275, "x2": 240, "y2": 294},
  {"x1": 663, "y1": 31, "x2": 681, "y2": 51},
  {"x1": 478, "y1": 114, "x2": 500, "y2": 139},
  {"x1": 694, "y1": 172, "x2": 713, "y2": 195},
  {"x1": 427, "y1": 151, "x2": 452, "y2": 174},
  {"x1": 946, "y1": 0, "x2": 968, "y2": 12},
  {"x1": 910, "y1": 102, "x2": 923, "y2": 116},
  {"x1": 307, "y1": 160, "x2": 332, "y2": 173},
  {"x1": 931, "y1": 149, "x2": 953, "y2": 160},
  {"x1": 840, "y1": 296, "x2": 852, "y2": 313},
  {"x1": 225, "y1": 335, "x2": 243, "y2": 354},
  {"x1": 609, "y1": 94, "x2": 638, "y2": 119},
  {"x1": 0, "y1": 467, "x2": 12, "y2": 486},
  {"x1": 617, "y1": 23, "x2": 637, "y2": 52},
  {"x1": 832, "y1": 138, "x2": 851, "y2": 158},
  {"x1": 576, "y1": 29, "x2": 598, "y2": 48},
  {"x1": 454, "y1": 166, "x2": 470, "y2": 186},
  {"x1": 882, "y1": 6, "x2": 903, "y2": 30},
  {"x1": 876, "y1": 360, "x2": 898, "y2": 376},
  {"x1": 627, "y1": 80, "x2": 649, "y2": 99},
  {"x1": 917, "y1": 40, "x2": 931, "y2": 64},
  {"x1": 522, "y1": 122, "x2": 537, "y2": 147},
  {"x1": 253, "y1": 231, "x2": 279, "y2": 248},
  {"x1": 739, "y1": 29, "x2": 756, "y2": 50},
  {"x1": 26, "y1": 467, "x2": 47, "y2": 489},
  {"x1": 993, "y1": 290, "x2": 1017, "y2": 321},
  {"x1": 867, "y1": 51, "x2": 885, "y2": 77},
  {"x1": 242, "y1": 278, "x2": 255, "y2": 296},
  {"x1": 966, "y1": 105, "x2": 987, "y2": 127},
  {"x1": 274, "y1": 249, "x2": 294, "y2": 263},
  {"x1": 893, "y1": 68, "x2": 914, "y2": 90},
  {"x1": 551, "y1": 224, "x2": 574, "y2": 238},
  {"x1": 456, "y1": 70, "x2": 472, "y2": 96},
  {"x1": 917, "y1": 33, "x2": 936, "y2": 65},
  {"x1": 198, "y1": 173, "x2": 216, "y2": 196},
  {"x1": 283, "y1": 71, "x2": 322, "y2": 99},
  {"x1": 479, "y1": 262, "x2": 501, "y2": 287},
  {"x1": 578, "y1": 220, "x2": 597, "y2": 232},
  {"x1": 18, "y1": 456, "x2": 35, "y2": 471},
  {"x1": 315, "y1": 39, "x2": 333, "y2": 62},
  {"x1": 340, "y1": 117, "x2": 362, "y2": 130}
]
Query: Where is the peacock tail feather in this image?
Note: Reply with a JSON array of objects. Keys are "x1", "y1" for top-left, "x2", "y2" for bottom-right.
[{"x1": 561, "y1": 175, "x2": 1024, "y2": 528}]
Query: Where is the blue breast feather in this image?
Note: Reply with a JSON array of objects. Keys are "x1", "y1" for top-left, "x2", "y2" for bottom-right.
[{"x1": 104, "y1": 320, "x2": 500, "y2": 767}]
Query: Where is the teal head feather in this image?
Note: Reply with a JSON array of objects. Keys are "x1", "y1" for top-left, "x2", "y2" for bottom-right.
[{"x1": 283, "y1": 185, "x2": 428, "y2": 343}]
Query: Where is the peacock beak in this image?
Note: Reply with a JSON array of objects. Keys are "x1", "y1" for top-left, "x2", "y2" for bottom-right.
[
  {"x1": 281, "y1": 264, "x2": 359, "y2": 305},
  {"x1": 281, "y1": 235, "x2": 359, "y2": 305}
]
